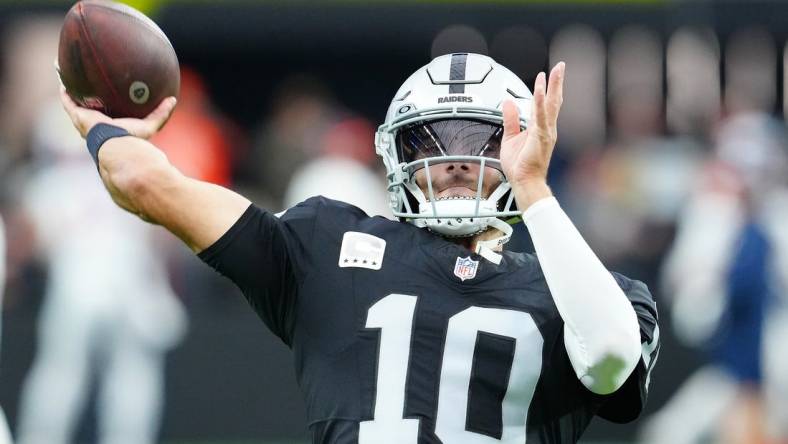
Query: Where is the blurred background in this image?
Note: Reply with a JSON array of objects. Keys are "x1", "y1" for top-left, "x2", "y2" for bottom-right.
[{"x1": 1, "y1": 0, "x2": 788, "y2": 443}]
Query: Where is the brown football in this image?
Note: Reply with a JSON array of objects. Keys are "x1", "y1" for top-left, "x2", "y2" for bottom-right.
[{"x1": 58, "y1": 0, "x2": 180, "y2": 118}]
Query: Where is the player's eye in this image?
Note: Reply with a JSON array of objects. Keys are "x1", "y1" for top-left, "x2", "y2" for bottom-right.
[
  {"x1": 477, "y1": 127, "x2": 503, "y2": 158},
  {"x1": 396, "y1": 119, "x2": 503, "y2": 163}
]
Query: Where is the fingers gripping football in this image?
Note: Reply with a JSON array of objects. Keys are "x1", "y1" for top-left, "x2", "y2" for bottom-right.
[
  {"x1": 500, "y1": 62, "x2": 565, "y2": 189},
  {"x1": 60, "y1": 85, "x2": 109, "y2": 137},
  {"x1": 59, "y1": 83, "x2": 177, "y2": 140}
]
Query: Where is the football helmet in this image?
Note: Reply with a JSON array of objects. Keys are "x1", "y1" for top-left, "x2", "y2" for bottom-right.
[{"x1": 375, "y1": 53, "x2": 533, "y2": 257}]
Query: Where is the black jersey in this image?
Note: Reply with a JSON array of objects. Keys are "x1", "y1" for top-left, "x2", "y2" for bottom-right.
[{"x1": 199, "y1": 197, "x2": 659, "y2": 444}]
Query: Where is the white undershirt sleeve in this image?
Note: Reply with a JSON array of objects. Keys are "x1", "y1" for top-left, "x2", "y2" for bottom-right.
[{"x1": 522, "y1": 197, "x2": 641, "y2": 395}]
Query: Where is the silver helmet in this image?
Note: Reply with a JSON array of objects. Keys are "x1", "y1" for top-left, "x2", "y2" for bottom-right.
[{"x1": 375, "y1": 53, "x2": 533, "y2": 248}]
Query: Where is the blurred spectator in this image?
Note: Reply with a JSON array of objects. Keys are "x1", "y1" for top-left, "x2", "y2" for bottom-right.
[
  {"x1": 14, "y1": 100, "x2": 186, "y2": 444},
  {"x1": 489, "y1": 25, "x2": 547, "y2": 83},
  {"x1": 431, "y1": 25, "x2": 488, "y2": 58},
  {"x1": 550, "y1": 25, "x2": 606, "y2": 151},
  {"x1": 0, "y1": 216, "x2": 11, "y2": 444},
  {"x1": 0, "y1": 17, "x2": 62, "y2": 168},
  {"x1": 248, "y1": 75, "x2": 339, "y2": 205},
  {"x1": 284, "y1": 117, "x2": 392, "y2": 218},
  {"x1": 725, "y1": 27, "x2": 776, "y2": 115},
  {"x1": 666, "y1": 27, "x2": 721, "y2": 137},
  {"x1": 642, "y1": 111, "x2": 788, "y2": 443}
]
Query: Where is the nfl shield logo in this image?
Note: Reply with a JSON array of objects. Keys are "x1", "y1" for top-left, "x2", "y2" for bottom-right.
[{"x1": 454, "y1": 256, "x2": 479, "y2": 282}]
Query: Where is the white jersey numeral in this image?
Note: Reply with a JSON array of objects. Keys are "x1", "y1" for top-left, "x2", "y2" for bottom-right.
[
  {"x1": 436, "y1": 307, "x2": 542, "y2": 443},
  {"x1": 358, "y1": 294, "x2": 420, "y2": 443},
  {"x1": 359, "y1": 294, "x2": 543, "y2": 443}
]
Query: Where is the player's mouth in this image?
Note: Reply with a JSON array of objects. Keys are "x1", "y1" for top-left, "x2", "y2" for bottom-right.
[
  {"x1": 435, "y1": 186, "x2": 478, "y2": 200},
  {"x1": 428, "y1": 185, "x2": 484, "y2": 200}
]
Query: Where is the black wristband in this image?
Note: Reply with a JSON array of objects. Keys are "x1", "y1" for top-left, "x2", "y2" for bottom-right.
[{"x1": 86, "y1": 123, "x2": 131, "y2": 167}]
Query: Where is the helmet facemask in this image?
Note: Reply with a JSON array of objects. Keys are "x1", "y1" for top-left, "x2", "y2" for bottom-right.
[{"x1": 377, "y1": 116, "x2": 521, "y2": 261}]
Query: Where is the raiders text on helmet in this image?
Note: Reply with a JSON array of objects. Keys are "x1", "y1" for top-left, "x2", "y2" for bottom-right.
[{"x1": 437, "y1": 96, "x2": 474, "y2": 104}]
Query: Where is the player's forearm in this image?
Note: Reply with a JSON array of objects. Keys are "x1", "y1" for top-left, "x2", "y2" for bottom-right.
[
  {"x1": 522, "y1": 196, "x2": 641, "y2": 395},
  {"x1": 93, "y1": 136, "x2": 251, "y2": 252},
  {"x1": 96, "y1": 136, "x2": 176, "y2": 222}
]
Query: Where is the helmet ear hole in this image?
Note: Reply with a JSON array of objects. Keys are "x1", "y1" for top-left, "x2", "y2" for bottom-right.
[
  {"x1": 404, "y1": 191, "x2": 420, "y2": 217},
  {"x1": 500, "y1": 189, "x2": 517, "y2": 212}
]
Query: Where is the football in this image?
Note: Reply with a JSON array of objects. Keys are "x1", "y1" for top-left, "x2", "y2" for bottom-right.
[{"x1": 57, "y1": 0, "x2": 180, "y2": 118}]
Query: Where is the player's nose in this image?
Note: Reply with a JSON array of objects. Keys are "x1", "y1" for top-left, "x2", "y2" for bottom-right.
[{"x1": 444, "y1": 162, "x2": 472, "y2": 173}]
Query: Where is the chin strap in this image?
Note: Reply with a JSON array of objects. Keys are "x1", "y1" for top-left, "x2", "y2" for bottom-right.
[{"x1": 474, "y1": 218, "x2": 513, "y2": 265}]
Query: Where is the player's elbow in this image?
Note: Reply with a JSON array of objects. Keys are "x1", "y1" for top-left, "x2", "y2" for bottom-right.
[
  {"x1": 567, "y1": 322, "x2": 641, "y2": 395},
  {"x1": 580, "y1": 341, "x2": 640, "y2": 395}
]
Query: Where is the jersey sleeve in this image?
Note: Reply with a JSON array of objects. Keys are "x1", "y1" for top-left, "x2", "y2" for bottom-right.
[
  {"x1": 198, "y1": 199, "x2": 319, "y2": 346},
  {"x1": 595, "y1": 273, "x2": 660, "y2": 423}
]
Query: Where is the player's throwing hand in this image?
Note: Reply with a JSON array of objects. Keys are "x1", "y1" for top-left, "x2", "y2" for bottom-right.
[
  {"x1": 59, "y1": 85, "x2": 177, "y2": 140},
  {"x1": 500, "y1": 62, "x2": 565, "y2": 209}
]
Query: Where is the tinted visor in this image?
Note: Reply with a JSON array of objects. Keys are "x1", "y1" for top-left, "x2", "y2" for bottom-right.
[{"x1": 396, "y1": 119, "x2": 503, "y2": 163}]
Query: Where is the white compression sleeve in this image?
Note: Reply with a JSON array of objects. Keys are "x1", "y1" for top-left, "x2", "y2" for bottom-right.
[{"x1": 523, "y1": 197, "x2": 641, "y2": 395}]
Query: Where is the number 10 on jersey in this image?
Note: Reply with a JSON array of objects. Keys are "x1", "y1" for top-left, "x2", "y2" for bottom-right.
[{"x1": 360, "y1": 294, "x2": 544, "y2": 443}]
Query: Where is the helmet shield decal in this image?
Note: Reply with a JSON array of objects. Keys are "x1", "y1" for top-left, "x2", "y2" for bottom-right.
[{"x1": 396, "y1": 118, "x2": 503, "y2": 166}]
